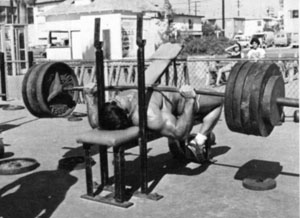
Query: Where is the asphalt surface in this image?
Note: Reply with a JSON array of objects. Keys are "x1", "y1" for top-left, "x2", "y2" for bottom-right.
[{"x1": 0, "y1": 99, "x2": 299, "y2": 218}]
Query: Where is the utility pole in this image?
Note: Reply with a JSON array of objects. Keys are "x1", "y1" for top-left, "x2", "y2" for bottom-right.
[
  {"x1": 237, "y1": 0, "x2": 240, "y2": 17},
  {"x1": 10, "y1": 0, "x2": 14, "y2": 23},
  {"x1": 222, "y1": 0, "x2": 225, "y2": 31},
  {"x1": 188, "y1": 0, "x2": 191, "y2": 14},
  {"x1": 194, "y1": 1, "x2": 197, "y2": 16}
]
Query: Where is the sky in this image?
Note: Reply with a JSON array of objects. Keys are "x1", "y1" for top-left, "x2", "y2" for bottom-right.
[{"x1": 168, "y1": 0, "x2": 281, "y2": 18}]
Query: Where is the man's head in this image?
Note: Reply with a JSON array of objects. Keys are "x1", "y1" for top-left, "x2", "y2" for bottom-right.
[
  {"x1": 99, "y1": 101, "x2": 132, "y2": 130},
  {"x1": 250, "y1": 38, "x2": 260, "y2": 49}
]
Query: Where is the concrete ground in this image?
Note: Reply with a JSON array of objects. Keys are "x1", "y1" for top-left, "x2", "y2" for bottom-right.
[{"x1": 0, "y1": 99, "x2": 299, "y2": 218}]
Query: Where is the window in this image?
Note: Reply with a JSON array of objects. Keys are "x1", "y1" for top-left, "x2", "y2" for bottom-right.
[
  {"x1": 0, "y1": 7, "x2": 6, "y2": 23},
  {"x1": 291, "y1": 10, "x2": 298, "y2": 18},
  {"x1": 257, "y1": 21, "x2": 262, "y2": 26},
  {"x1": 6, "y1": 7, "x2": 17, "y2": 24},
  {"x1": 49, "y1": 31, "x2": 69, "y2": 47},
  {"x1": 28, "y1": 7, "x2": 34, "y2": 24}
]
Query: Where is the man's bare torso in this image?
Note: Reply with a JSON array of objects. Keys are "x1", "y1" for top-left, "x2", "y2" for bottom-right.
[{"x1": 118, "y1": 90, "x2": 186, "y2": 127}]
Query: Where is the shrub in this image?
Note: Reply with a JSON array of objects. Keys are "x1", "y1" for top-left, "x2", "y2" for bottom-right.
[{"x1": 180, "y1": 35, "x2": 234, "y2": 57}]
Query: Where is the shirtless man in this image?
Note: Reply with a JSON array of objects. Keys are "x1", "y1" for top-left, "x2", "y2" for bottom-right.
[{"x1": 83, "y1": 83, "x2": 223, "y2": 162}]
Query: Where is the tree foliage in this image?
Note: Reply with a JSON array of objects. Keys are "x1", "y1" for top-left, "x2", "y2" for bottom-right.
[{"x1": 180, "y1": 35, "x2": 234, "y2": 57}]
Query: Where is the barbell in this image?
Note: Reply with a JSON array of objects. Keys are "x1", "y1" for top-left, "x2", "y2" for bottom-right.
[{"x1": 22, "y1": 61, "x2": 299, "y2": 137}]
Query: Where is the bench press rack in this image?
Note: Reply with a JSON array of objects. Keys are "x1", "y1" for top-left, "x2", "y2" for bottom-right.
[{"x1": 76, "y1": 15, "x2": 186, "y2": 208}]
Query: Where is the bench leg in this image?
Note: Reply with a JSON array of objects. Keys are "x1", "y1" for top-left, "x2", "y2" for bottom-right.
[
  {"x1": 113, "y1": 146, "x2": 126, "y2": 203},
  {"x1": 83, "y1": 143, "x2": 94, "y2": 196},
  {"x1": 99, "y1": 146, "x2": 109, "y2": 186},
  {"x1": 133, "y1": 138, "x2": 163, "y2": 201},
  {"x1": 81, "y1": 144, "x2": 133, "y2": 208}
]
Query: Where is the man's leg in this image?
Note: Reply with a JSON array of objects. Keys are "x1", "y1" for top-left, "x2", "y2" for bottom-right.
[
  {"x1": 187, "y1": 95, "x2": 223, "y2": 162},
  {"x1": 197, "y1": 104, "x2": 222, "y2": 136},
  {"x1": 216, "y1": 63, "x2": 232, "y2": 86},
  {"x1": 195, "y1": 95, "x2": 223, "y2": 135}
]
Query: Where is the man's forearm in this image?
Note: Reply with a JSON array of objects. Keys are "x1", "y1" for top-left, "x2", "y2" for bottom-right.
[
  {"x1": 173, "y1": 98, "x2": 195, "y2": 139},
  {"x1": 84, "y1": 92, "x2": 99, "y2": 129}
]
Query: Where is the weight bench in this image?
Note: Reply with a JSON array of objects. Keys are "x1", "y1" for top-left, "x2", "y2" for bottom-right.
[
  {"x1": 76, "y1": 42, "x2": 184, "y2": 207},
  {"x1": 76, "y1": 115, "x2": 213, "y2": 208}
]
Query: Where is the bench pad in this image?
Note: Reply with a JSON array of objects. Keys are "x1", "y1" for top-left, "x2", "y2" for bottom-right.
[
  {"x1": 145, "y1": 43, "x2": 183, "y2": 84},
  {"x1": 76, "y1": 126, "x2": 140, "y2": 147}
]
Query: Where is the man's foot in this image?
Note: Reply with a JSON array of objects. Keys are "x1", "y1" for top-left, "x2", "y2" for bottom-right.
[{"x1": 186, "y1": 141, "x2": 206, "y2": 163}]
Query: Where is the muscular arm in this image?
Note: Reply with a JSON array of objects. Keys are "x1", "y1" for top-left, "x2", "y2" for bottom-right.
[
  {"x1": 147, "y1": 93, "x2": 195, "y2": 140},
  {"x1": 84, "y1": 91, "x2": 99, "y2": 129}
]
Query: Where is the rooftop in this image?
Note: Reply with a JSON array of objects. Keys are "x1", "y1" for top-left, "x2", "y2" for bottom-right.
[{"x1": 42, "y1": 0, "x2": 162, "y2": 16}]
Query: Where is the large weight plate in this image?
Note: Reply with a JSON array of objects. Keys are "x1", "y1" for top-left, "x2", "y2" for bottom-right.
[
  {"x1": 25, "y1": 63, "x2": 53, "y2": 117},
  {"x1": 250, "y1": 63, "x2": 282, "y2": 136},
  {"x1": 231, "y1": 62, "x2": 254, "y2": 133},
  {"x1": 224, "y1": 61, "x2": 249, "y2": 132},
  {"x1": 36, "y1": 62, "x2": 79, "y2": 117},
  {"x1": 242, "y1": 177, "x2": 276, "y2": 191},
  {"x1": 22, "y1": 64, "x2": 39, "y2": 116},
  {"x1": 240, "y1": 63, "x2": 263, "y2": 134},
  {"x1": 261, "y1": 76, "x2": 285, "y2": 126},
  {"x1": 0, "y1": 158, "x2": 40, "y2": 175}
]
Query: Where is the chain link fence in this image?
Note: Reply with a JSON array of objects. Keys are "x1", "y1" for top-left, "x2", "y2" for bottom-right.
[{"x1": 34, "y1": 57, "x2": 298, "y2": 116}]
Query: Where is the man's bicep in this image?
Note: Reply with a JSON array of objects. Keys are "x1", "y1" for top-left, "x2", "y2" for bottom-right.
[
  {"x1": 146, "y1": 107, "x2": 164, "y2": 131},
  {"x1": 147, "y1": 108, "x2": 177, "y2": 137}
]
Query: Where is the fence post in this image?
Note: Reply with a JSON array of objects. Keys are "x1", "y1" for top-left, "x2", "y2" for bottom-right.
[
  {"x1": 0, "y1": 52, "x2": 7, "y2": 101},
  {"x1": 28, "y1": 51, "x2": 34, "y2": 68}
]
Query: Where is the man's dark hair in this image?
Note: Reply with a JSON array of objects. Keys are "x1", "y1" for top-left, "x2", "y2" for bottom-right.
[
  {"x1": 99, "y1": 102, "x2": 132, "y2": 130},
  {"x1": 250, "y1": 37, "x2": 260, "y2": 45}
]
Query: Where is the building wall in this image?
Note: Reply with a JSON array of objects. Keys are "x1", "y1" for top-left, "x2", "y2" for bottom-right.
[
  {"x1": 80, "y1": 14, "x2": 122, "y2": 59},
  {"x1": 172, "y1": 16, "x2": 202, "y2": 31},
  {"x1": 28, "y1": 3, "x2": 64, "y2": 46},
  {"x1": 283, "y1": 0, "x2": 299, "y2": 34},
  {"x1": 27, "y1": 3, "x2": 204, "y2": 60},
  {"x1": 244, "y1": 19, "x2": 264, "y2": 36},
  {"x1": 30, "y1": 11, "x2": 159, "y2": 60},
  {"x1": 214, "y1": 18, "x2": 245, "y2": 38}
]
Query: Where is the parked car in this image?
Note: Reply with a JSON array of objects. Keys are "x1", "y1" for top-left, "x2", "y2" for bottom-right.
[
  {"x1": 233, "y1": 34, "x2": 250, "y2": 48},
  {"x1": 274, "y1": 32, "x2": 290, "y2": 47},
  {"x1": 252, "y1": 31, "x2": 275, "y2": 48}
]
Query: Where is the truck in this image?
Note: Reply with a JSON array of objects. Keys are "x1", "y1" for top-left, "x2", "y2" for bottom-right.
[
  {"x1": 274, "y1": 31, "x2": 290, "y2": 47},
  {"x1": 233, "y1": 34, "x2": 251, "y2": 48}
]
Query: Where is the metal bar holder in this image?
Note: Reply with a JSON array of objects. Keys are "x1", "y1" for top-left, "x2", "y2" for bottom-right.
[
  {"x1": 133, "y1": 13, "x2": 163, "y2": 201},
  {"x1": 0, "y1": 52, "x2": 7, "y2": 101},
  {"x1": 80, "y1": 18, "x2": 134, "y2": 208}
]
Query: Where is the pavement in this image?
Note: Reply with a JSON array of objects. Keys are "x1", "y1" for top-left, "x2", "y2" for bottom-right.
[{"x1": 0, "y1": 99, "x2": 299, "y2": 218}]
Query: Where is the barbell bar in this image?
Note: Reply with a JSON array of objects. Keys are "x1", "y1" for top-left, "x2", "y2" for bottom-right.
[
  {"x1": 22, "y1": 61, "x2": 299, "y2": 137},
  {"x1": 64, "y1": 85, "x2": 299, "y2": 108},
  {"x1": 64, "y1": 85, "x2": 226, "y2": 97}
]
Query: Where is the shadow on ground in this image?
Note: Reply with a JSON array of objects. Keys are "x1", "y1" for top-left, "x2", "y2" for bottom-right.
[
  {"x1": 234, "y1": 159, "x2": 283, "y2": 181},
  {"x1": 0, "y1": 118, "x2": 38, "y2": 133},
  {"x1": 60, "y1": 144, "x2": 230, "y2": 201},
  {"x1": 0, "y1": 160, "x2": 78, "y2": 218},
  {"x1": 123, "y1": 145, "x2": 231, "y2": 194}
]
